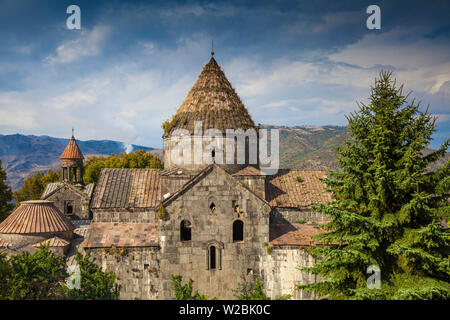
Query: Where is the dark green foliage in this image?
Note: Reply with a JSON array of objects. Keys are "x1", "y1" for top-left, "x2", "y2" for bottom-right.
[
  {"x1": 0, "y1": 159, "x2": 13, "y2": 221},
  {"x1": 0, "y1": 247, "x2": 120, "y2": 300},
  {"x1": 13, "y1": 169, "x2": 60, "y2": 204},
  {"x1": 235, "y1": 275, "x2": 270, "y2": 300},
  {"x1": 65, "y1": 251, "x2": 120, "y2": 300},
  {"x1": 83, "y1": 149, "x2": 163, "y2": 184},
  {"x1": 298, "y1": 71, "x2": 450, "y2": 300},
  {"x1": 171, "y1": 274, "x2": 214, "y2": 300},
  {"x1": 0, "y1": 245, "x2": 67, "y2": 300}
]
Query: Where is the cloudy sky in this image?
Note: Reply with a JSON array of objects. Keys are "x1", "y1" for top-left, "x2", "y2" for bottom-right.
[{"x1": 0, "y1": 0, "x2": 449, "y2": 149}]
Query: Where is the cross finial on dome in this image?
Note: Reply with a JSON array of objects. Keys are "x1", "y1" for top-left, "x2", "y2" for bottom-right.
[
  {"x1": 211, "y1": 40, "x2": 214, "y2": 56},
  {"x1": 72, "y1": 127, "x2": 74, "y2": 138}
]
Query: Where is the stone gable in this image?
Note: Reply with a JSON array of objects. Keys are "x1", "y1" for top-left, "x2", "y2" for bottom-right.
[{"x1": 158, "y1": 164, "x2": 271, "y2": 299}]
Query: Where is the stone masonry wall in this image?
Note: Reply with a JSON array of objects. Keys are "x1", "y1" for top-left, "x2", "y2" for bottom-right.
[
  {"x1": 261, "y1": 246, "x2": 317, "y2": 300},
  {"x1": 158, "y1": 167, "x2": 270, "y2": 299},
  {"x1": 270, "y1": 207, "x2": 329, "y2": 224},
  {"x1": 88, "y1": 247, "x2": 161, "y2": 300},
  {"x1": 45, "y1": 186, "x2": 90, "y2": 220},
  {"x1": 93, "y1": 208, "x2": 157, "y2": 223}
]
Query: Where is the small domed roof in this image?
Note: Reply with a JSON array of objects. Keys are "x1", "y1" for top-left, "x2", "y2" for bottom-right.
[
  {"x1": 0, "y1": 200, "x2": 75, "y2": 234},
  {"x1": 163, "y1": 57, "x2": 256, "y2": 137},
  {"x1": 60, "y1": 136, "x2": 84, "y2": 161}
]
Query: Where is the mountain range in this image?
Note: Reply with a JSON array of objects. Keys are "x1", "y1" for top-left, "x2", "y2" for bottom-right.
[
  {"x1": 1, "y1": 126, "x2": 448, "y2": 190},
  {"x1": 0, "y1": 134, "x2": 154, "y2": 190}
]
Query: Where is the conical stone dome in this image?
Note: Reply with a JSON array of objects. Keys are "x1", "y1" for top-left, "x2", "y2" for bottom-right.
[
  {"x1": 163, "y1": 57, "x2": 256, "y2": 137},
  {"x1": 0, "y1": 200, "x2": 75, "y2": 234}
]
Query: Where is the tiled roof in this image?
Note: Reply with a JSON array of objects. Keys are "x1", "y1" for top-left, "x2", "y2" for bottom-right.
[
  {"x1": 33, "y1": 236, "x2": 70, "y2": 247},
  {"x1": 0, "y1": 200, "x2": 75, "y2": 234},
  {"x1": 60, "y1": 136, "x2": 84, "y2": 160},
  {"x1": 232, "y1": 166, "x2": 262, "y2": 176},
  {"x1": 41, "y1": 182, "x2": 94, "y2": 199},
  {"x1": 265, "y1": 169, "x2": 333, "y2": 208},
  {"x1": 91, "y1": 168, "x2": 161, "y2": 209},
  {"x1": 163, "y1": 57, "x2": 256, "y2": 137},
  {"x1": 41, "y1": 183, "x2": 61, "y2": 198},
  {"x1": 81, "y1": 222, "x2": 158, "y2": 248},
  {"x1": 269, "y1": 223, "x2": 328, "y2": 246},
  {"x1": 160, "y1": 166, "x2": 191, "y2": 177}
]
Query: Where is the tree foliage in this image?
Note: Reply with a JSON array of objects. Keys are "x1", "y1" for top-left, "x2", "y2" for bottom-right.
[
  {"x1": 234, "y1": 274, "x2": 291, "y2": 300},
  {"x1": 0, "y1": 247, "x2": 120, "y2": 300},
  {"x1": 171, "y1": 274, "x2": 215, "y2": 300},
  {"x1": 83, "y1": 149, "x2": 163, "y2": 184},
  {"x1": 0, "y1": 159, "x2": 13, "y2": 222},
  {"x1": 0, "y1": 245, "x2": 67, "y2": 300},
  {"x1": 13, "y1": 169, "x2": 60, "y2": 203},
  {"x1": 298, "y1": 71, "x2": 450, "y2": 300},
  {"x1": 65, "y1": 251, "x2": 120, "y2": 300}
]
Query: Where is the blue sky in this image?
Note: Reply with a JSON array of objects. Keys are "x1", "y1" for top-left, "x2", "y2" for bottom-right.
[{"x1": 0, "y1": 0, "x2": 449, "y2": 149}]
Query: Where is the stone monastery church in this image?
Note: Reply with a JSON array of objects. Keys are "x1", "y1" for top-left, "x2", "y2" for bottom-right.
[{"x1": 0, "y1": 56, "x2": 333, "y2": 300}]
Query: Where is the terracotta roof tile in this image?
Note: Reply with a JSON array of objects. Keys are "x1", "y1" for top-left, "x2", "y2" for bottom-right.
[
  {"x1": 0, "y1": 200, "x2": 75, "y2": 234},
  {"x1": 269, "y1": 223, "x2": 328, "y2": 246},
  {"x1": 265, "y1": 169, "x2": 333, "y2": 208},
  {"x1": 91, "y1": 168, "x2": 161, "y2": 209},
  {"x1": 232, "y1": 166, "x2": 262, "y2": 176},
  {"x1": 33, "y1": 236, "x2": 70, "y2": 247},
  {"x1": 164, "y1": 57, "x2": 256, "y2": 137},
  {"x1": 60, "y1": 136, "x2": 84, "y2": 160},
  {"x1": 81, "y1": 222, "x2": 158, "y2": 248}
]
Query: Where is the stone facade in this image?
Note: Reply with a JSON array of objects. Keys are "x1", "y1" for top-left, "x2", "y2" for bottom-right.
[
  {"x1": 43, "y1": 184, "x2": 92, "y2": 220},
  {"x1": 262, "y1": 247, "x2": 317, "y2": 300},
  {"x1": 88, "y1": 247, "x2": 161, "y2": 300},
  {"x1": 35, "y1": 56, "x2": 335, "y2": 300},
  {"x1": 158, "y1": 165, "x2": 271, "y2": 299}
]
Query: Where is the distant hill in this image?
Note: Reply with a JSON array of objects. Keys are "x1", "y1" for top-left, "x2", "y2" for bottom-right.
[
  {"x1": 0, "y1": 134, "x2": 155, "y2": 190},
  {"x1": 261, "y1": 125, "x2": 348, "y2": 170},
  {"x1": 1, "y1": 127, "x2": 448, "y2": 190},
  {"x1": 262, "y1": 125, "x2": 449, "y2": 172}
]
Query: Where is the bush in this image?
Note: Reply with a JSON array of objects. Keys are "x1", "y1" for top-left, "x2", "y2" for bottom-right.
[
  {"x1": 171, "y1": 275, "x2": 215, "y2": 300},
  {"x1": 65, "y1": 251, "x2": 120, "y2": 300}
]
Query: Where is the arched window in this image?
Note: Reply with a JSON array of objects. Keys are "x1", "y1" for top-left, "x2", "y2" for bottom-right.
[
  {"x1": 211, "y1": 149, "x2": 215, "y2": 162},
  {"x1": 206, "y1": 241, "x2": 223, "y2": 270},
  {"x1": 209, "y1": 246, "x2": 216, "y2": 269},
  {"x1": 180, "y1": 220, "x2": 191, "y2": 241},
  {"x1": 209, "y1": 202, "x2": 216, "y2": 212},
  {"x1": 233, "y1": 220, "x2": 244, "y2": 242}
]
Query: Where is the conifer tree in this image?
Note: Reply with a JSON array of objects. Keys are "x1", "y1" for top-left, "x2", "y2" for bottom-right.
[
  {"x1": 299, "y1": 71, "x2": 449, "y2": 300},
  {"x1": 0, "y1": 159, "x2": 13, "y2": 221}
]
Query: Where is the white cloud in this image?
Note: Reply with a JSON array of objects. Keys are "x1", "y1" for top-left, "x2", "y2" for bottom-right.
[
  {"x1": 0, "y1": 92, "x2": 37, "y2": 129},
  {"x1": 45, "y1": 25, "x2": 111, "y2": 64}
]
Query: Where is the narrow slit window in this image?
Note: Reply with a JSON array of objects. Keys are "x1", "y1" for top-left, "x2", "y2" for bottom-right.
[
  {"x1": 180, "y1": 220, "x2": 191, "y2": 241},
  {"x1": 210, "y1": 246, "x2": 216, "y2": 269},
  {"x1": 233, "y1": 220, "x2": 244, "y2": 242},
  {"x1": 209, "y1": 202, "x2": 216, "y2": 212}
]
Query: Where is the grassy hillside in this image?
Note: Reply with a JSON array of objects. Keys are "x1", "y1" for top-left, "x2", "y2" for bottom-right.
[{"x1": 262, "y1": 125, "x2": 347, "y2": 170}]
